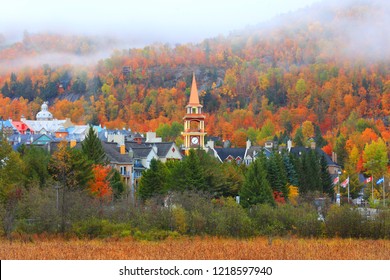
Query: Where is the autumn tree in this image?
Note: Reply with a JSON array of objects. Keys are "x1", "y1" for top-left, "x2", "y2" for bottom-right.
[
  {"x1": 48, "y1": 141, "x2": 93, "y2": 232},
  {"x1": 363, "y1": 138, "x2": 388, "y2": 180}
]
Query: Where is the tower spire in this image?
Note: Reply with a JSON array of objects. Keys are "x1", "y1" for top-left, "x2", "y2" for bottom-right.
[{"x1": 188, "y1": 73, "x2": 201, "y2": 106}]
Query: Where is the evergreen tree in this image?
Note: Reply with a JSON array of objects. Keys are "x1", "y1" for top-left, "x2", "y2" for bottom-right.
[
  {"x1": 109, "y1": 169, "x2": 126, "y2": 199},
  {"x1": 314, "y1": 123, "x2": 327, "y2": 148},
  {"x1": 283, "y1": 153, "x2": 299, "y2": 186},
  {"x1": 293, "y1": 127, "x2": 304, "y2": 146},
  {"x1": 320, "y1": 154, "x2": 334, "y2": 197},
  {"x1": 274, "y1": 152, "x2": 289, "y2": 199},
  {"x1": 138, "y1": 158, "x2": 168, "y2": 201},
  {"x1": 182, "y1": 149, "x2": 207, "y2": 192},
  {"x1": 22, "y1": 146, "x2": 50, "y2": 188},
  {"x1": 334, "y1": 134, "x2": 347, "y2": 168},
  {"x1": 296, "y1": 150, "x2": 321, "y2": 194},
  {"x1": 81, "y1": 125, "x2": 107, "y2": 165},
  {"x1": 239, "y1": 153, "x2": 275, "y2": 208},
  {"x1": 1, "y1": 82, "x2": 10, "y2": 97}
]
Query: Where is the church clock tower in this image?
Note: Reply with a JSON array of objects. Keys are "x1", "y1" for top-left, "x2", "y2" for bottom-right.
[{"x1": 182, "y1": 74, "x2": 206, "y2": 153}]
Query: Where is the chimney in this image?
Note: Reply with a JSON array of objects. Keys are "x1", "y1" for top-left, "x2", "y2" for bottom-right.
[
  {"x1": 207, "y1": 140, "x2": 215, "y2": 150},
  {"x1": 120, "y1": 144, "x2": 126, "y2": 155},
  {"x1": 128, "y1": 148, "x2": 134, "y2": 159},
  {"x1": 146, "y1": 132, "x2": 156, "y2": 143},
  {"x1": 246, "y1": 139, "x2": 251, "y2": 150},
  {"x1": 152, "y1": 144, "x2": 158, "y2": 154},
  {"x1": 70, "y1": 139, "x2": 77, "y2": 148},
  {"x1": 287, "y1": 139, "x2": 292, "y2": 152}
]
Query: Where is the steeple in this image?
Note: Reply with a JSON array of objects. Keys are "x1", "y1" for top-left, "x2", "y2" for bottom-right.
[
  {"x1": 188, "y1": 73, "x2": 201, "y2": 107},
  {"x1": 182, "y1": 72, "x2": 206, "y2": 153}
]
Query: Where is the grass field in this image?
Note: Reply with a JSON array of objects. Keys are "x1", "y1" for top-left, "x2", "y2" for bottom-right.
[{"x1": 1, "y1": 236, "x2": 389, "y2": 260}]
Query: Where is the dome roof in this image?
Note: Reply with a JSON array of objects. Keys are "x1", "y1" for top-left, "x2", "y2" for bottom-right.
[{"x1": 36, "y1": 102, "x2": 53, "y2": 121}]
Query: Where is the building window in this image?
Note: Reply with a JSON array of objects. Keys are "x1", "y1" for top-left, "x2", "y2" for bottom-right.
[{"x1": 120, "y1": 166, "x2": 127, "y2": 176}]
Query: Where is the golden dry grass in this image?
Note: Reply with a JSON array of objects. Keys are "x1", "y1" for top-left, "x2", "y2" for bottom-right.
[{"x1": 0, "y1": 237, "x2": 389, "y2": 260}]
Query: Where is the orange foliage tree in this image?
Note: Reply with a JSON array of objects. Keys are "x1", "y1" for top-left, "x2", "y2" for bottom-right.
[{"x1": 89, "y1": 165, "x2": 113, "y2": 200}]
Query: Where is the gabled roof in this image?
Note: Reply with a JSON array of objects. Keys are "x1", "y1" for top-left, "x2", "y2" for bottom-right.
[
  {"x1": 245, "y1": 146, "x2": 263, "y2": 158},
  {"x1": 0, "y1": 119, "x2": 13, "y2": 129},
  {"x1": 214, "y1": 147, "x2": 246, "y2": 162},
  {"x1": 290, "y1": 146, "x2": 339, "y2": 167},
  {"x1": 102, "y1": 142, "x2": 133, "y2": 164},
  {"x1": 32, "y1": 134, "x2": 55, "y2": 144},
  {"x1": 153, "y1": 142, "x2": 176, "y2": 157},
  {"x1": 131, "y1": 147, "x2": 153, "y2": 158}
]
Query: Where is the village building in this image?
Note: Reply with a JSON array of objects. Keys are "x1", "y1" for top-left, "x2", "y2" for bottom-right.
[{"x1": 181, "y1": 74, "x2": 206, "y2": 153}]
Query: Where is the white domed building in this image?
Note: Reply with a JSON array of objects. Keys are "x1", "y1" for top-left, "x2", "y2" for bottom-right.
[
  {"x1": 23, "y1": 102, "x2": 73, "y2": 135},
  {"x1": 36, "y1": 102, "x2": 53, "y2": 121}
]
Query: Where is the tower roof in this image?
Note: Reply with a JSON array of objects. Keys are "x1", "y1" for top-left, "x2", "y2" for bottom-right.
[{"x1": 188, "y1": 73, "x2": 201, "y2": 106}]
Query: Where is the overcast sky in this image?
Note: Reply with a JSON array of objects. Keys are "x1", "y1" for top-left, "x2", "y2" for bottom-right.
[{"x1": 1, "y1": 0, "x2": 321, "y2": 45}]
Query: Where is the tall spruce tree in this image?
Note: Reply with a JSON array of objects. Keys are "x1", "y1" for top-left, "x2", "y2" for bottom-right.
[
  {"x1": 267, "y1": 153, "x2": 289, "y2": 199},
  {"x1": 320, "y1": 154, "x2": 334, "y2": 197},
  {"x1": 283, "y1": 153, "x2": 299, "y2": 186},
  {"x1": 138, "y1": 158, "x2": 168, "y2": 201},
  {"x1": 81, "y1": 125, "x2": 107, "y2": 165},
  {"x1": 239, "y1": 153, "x2": 275, "y2": 208}
]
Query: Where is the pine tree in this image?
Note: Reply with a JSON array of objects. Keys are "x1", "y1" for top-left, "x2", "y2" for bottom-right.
[
  {"x1": 320, "y1": 154, "x2": 334, "y2": 197},
  {"x1": 283, "y1": 153, "x2": 299, "y2": 186},
  {"x1": 239, "y1": 153, "x2": 275, "y2": 208},
  {"x1": 267, "y1": 153, "x2": 288, "y2": 199},
  {"x1": 314, "y1": 123, "x2": 327, "y2": 148},
  {"x1": 109, "y1": 169, "x2": 126, "y2": 199},
  {"x1": 81, "y1": 125, "x2": 107, "y2": 165},
  {"x1": 138, "y1": 158, "x2": 168, "y2": 201},
  {"x1": 293, "y1": 127, "x2": 304, "y2": 146},
  {"x1": 182, "y1": 149, "x2": 207, "y2": 192}
]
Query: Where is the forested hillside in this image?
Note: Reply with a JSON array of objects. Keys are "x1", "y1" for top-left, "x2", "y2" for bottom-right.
[{"x1": 1, "y1": 0, "x2": 389, "y2": 163}]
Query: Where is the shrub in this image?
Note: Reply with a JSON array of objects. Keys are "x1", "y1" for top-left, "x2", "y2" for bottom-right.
[
  {"x1": 211, "y1": 197, "x2": 253, "y2": 238},
  {"x1": 72, "y1": 219, "x2": 131, "y2": 239},
  {"x1": 171, "y1": 206, "x2": 188, "y2": 234},
  {"x1": 325, "y1": 205, "x2": 363, "y2": 238}
]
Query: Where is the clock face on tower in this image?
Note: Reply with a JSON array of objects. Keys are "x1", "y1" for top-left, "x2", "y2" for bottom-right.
[{"x1": 191, "y1": 136, "x2": 199, "y2": 145}]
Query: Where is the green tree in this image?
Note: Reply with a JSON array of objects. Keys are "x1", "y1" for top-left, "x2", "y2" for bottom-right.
[
  {"x1": 21, "y1": 146, "x2": 50, "y2": 188},
  {"x1": 267, "y1": 153, "x2": 289, "y2": 199},
  {"x1": 334, "y1": 134, "x2": 348, "y2": 168},
  {"x1": 320, "y1": 155, "x2": 334, "y2": 197},
  {"x1": 109, "y1": 169, "x2": 126, "y2": 199},
  {"x1": 138, "y1": 159, "x2": 168, "y2": 201},
  {"x1": 314, "y1": 123, "x2": 327, "y2": 148},
  {"x1": 239, "y1": 153, "x2": 275, "y2": 208},
  {"x1": 296, "y1": 150, "x2": 322, "y2": 194},
  {"x1": 293, "y1": 127, "x2": 304, "y2": 147},
  {"x1": 171, "y1": 149, "x2": 207, "y2": 192},
  {"x1": 81, "y1": 125, "x2": 107, "y2": 165},
  {"x1": 0, "y1": 137, "x2": 25, "y2": 238},
  {"x1": 283, "y1": 153, "x2": 299, "y2": 186}
]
